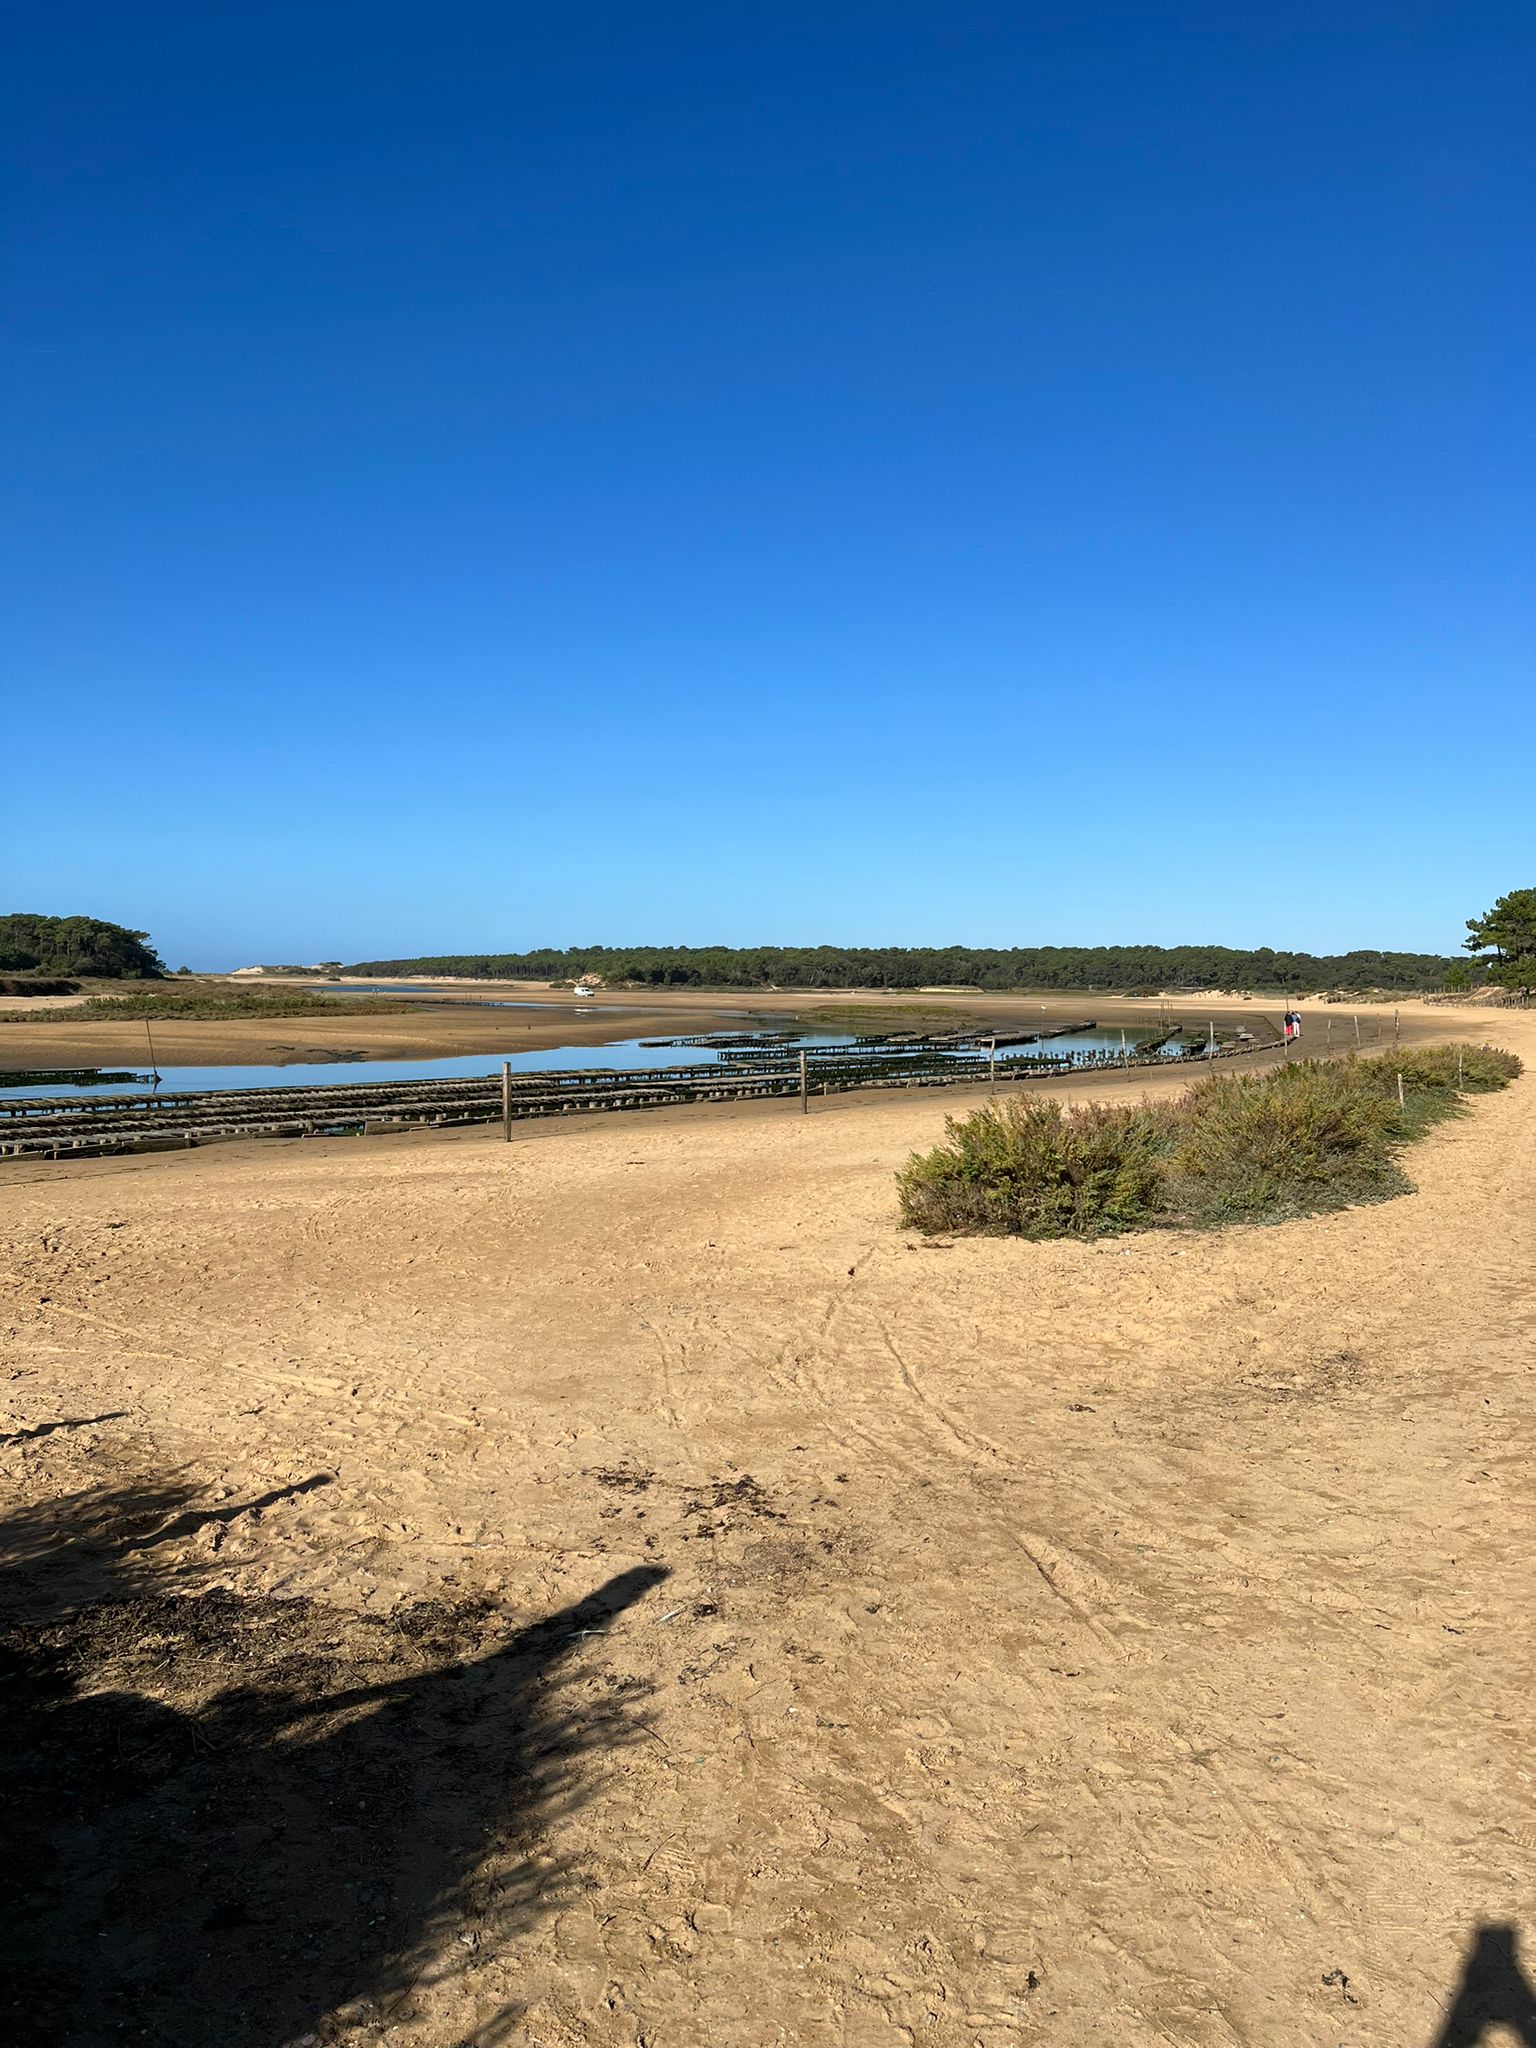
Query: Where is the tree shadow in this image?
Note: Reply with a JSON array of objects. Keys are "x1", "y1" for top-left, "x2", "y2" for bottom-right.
[
  {"x1": 0, "y1": 1410, "x2": 128, "y2": 1448},
  {"x1": 0, "y1": 1464, "x2": 668, "y2": 2046},
  {"x1": 1430, "y1": 1925, "x2": 1536, "y2": 2047}
]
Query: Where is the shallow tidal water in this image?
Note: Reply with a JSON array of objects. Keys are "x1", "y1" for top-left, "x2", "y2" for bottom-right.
[{"x1": 0, "y1": 1027, "x2": 1194, "y2": 1102}]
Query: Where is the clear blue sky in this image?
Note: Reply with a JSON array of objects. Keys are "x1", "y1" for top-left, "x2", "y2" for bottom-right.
[{"x1": 6, "y1": 3, "x2": 1531, "y2": 967}]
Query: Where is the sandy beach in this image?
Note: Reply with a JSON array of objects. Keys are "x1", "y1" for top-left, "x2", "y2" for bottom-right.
[{"x1": 3, "y1": 997, "x2": 1530, "y2": 2045}]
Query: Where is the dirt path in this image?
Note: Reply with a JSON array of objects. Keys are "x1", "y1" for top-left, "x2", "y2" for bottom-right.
[{"x1": 3, "y1": 1000, "x2": 1531, "y2": 2045}]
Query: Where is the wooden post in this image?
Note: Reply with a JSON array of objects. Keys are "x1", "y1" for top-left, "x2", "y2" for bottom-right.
[
  {"x1": 1120, "y1": 1028, "x2": 1128, "y2": 1067},
  {"x1": 799, "y1": 1050, "x2": 808, "y2": 1114},
  {"x1": 1354, "y1": 1013, "x2": 1362, "y2": 1048},
  {"x1": 502, "y1": 1061, "x2": 511, "y2": 1142},
  {"x1": 144, "y1": 1019, "x2": 161, "y2": 1085},
  {"x1": 1398, "y1": 1072, "x2": 1405, "y2": 1108},
  {"x1": 1394, "y1": 1008, "x2": 1400, "y2": 1047},
  {"x1": 1208, "y1": 1021, "x2": 1215, "y2": 1060},
  {"x1": 1458, "y1": 1048, "x2": 1464, "y2": 1088},
  {"x1": 989, "y1": 1037, "x2": 997, "y2": 1088}
]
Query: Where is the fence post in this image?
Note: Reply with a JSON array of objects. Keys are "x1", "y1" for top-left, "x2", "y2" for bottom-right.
[
  {"x1": 1120, "y1": 1028, "x2": 1128, "y2": 1068},
  {"x1": 800, "y1": 1050, "x2": 808, "y2": 1114},
  {"x1": 989, "y1": 1037, "x2": 997, "y2": 1088},
  {"x1": 1208, "y1": 1021, "x2": 1215, "y2": 1061},
  {"x1": 502, "y1": 1062, "x2": 511, "y2": 1142},
  {"x1": 1354, "y1": 1013, "x2": 1362, "y2": 1048}
]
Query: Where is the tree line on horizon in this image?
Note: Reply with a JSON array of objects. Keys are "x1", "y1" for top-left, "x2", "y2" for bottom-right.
[
  {"x1": 341, "y1": 942, "x2": 1473, "y2": 992},
  {"x1": 9, "y1": 897, "x2": 1530, "y2": 996}
]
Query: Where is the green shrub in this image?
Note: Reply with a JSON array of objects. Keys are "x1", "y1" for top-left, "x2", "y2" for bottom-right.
[
  {"x1": 1347, "y1": 1043, "x2": 1525, "y2": 1142},
  {"x1": 1368, "y1": 1042, "x2": 1521, "y2": 1094},
  {"x1": 897, "y1": 1094, "x2": 1175, "y2": 1238},
  {"x1": 898, "y1": 1041, "x2": 1521, "y2": 1239},
  {"x1": 1168, "y1": 1060, "x2": 1402, "y2": 1221}
]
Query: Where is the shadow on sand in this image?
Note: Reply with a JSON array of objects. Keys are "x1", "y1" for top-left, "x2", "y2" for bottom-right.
[
  {"x1": 0, "y1": 1463, "x2": 668, "y2": 2046},
  {"x1": 1430, "y1": 1924, "x2": 1536, "y2": 2047}
]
